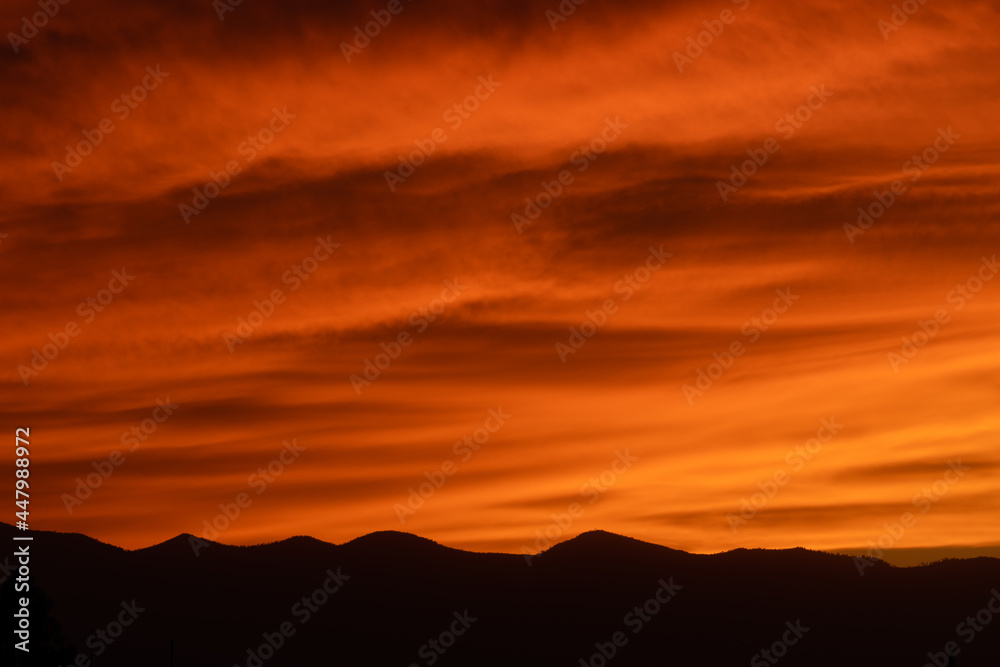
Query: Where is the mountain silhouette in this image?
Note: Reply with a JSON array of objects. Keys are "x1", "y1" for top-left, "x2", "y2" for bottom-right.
[{"x1": 3, "y1": 523, "x2": 998, "y2": 666}]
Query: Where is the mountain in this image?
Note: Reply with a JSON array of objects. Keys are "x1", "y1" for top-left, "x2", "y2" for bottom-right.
[{"x1": 2, "y1": 523, "x2": 998, "y2": 666}]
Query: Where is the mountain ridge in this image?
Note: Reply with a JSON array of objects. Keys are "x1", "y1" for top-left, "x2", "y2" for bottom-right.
[
  {"x1": 3, "y1": 523, "x2": 1000, "y2": 665},
  {"x1": 5, "y1": 523, "x2": 997, "y2": 567}
]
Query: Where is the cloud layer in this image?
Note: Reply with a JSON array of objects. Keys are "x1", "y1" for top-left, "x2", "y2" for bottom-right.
[{"x1": 2, "y1": 0, "x2": 998, "y2": 554}]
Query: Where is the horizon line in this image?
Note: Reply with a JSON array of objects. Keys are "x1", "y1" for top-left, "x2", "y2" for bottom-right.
[{"x1": 5, "y1": 523, "x2": 999, "y2": 567}]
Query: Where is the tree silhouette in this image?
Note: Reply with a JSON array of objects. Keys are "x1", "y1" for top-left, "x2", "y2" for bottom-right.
[{"x1": 0, "y1": 574, "x2": 76, "y2": 666}]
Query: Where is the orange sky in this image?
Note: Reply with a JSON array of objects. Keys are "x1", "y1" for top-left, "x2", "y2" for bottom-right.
[{"x1": 1, "y1": 0, "x2": 998, "y2": 556}]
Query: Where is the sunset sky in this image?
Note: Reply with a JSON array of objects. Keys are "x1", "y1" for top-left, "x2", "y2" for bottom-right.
[{"x1": 2, "y1": 0, "x2": 998, "y2": 557}]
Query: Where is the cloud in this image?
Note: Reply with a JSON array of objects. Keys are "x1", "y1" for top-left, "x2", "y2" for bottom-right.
[{"x1": 1, "y1": 0, "x2": 998, "y2": 556}]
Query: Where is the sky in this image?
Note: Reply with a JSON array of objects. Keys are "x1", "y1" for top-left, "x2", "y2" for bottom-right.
[{"x1": 1, "y1": 0, "x2": 998, "y2": 557}]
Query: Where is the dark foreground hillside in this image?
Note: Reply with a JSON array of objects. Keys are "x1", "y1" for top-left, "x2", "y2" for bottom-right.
[{"x1": 2, "y1": 523, "x2": 998, "y2": 666}]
